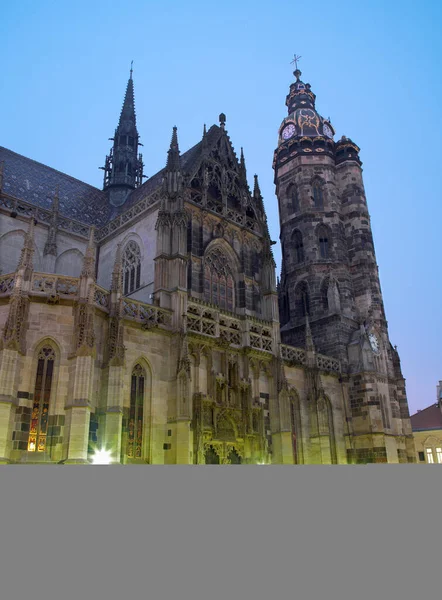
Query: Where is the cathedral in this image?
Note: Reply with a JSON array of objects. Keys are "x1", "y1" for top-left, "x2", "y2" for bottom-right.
[{"x1": 0, "y1": 65, "x2": 415, "y2": 464}]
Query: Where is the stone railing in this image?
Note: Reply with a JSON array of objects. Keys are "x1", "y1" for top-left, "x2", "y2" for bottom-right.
[
  {"x1": 0, "y1": 273, "x2": 15, "y2": 296},
  {"x1": 187, "y1": 298, "x2": 273, "y2": 353},
  {"x1": 316, "y1": 353, "x2": 341, "y2": 374},
  {"x1": 31, "y1": 273, "x2": 79, "y2": 297},
  {"x1": 0, "y1": 195, "x2": 91, "y2": 239},
  {"x1": 122, "y1": 297, "x2": 172, "y2": 329},
  {"x1": 94, "y1": 285, "x2": 110, "y2": 311},
  {"x1": 281, "y1": 344, "x2": 306, "y2": 366}
]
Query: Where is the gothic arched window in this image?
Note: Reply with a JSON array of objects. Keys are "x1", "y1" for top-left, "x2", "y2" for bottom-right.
[
  {"x1": 127, "y1": 364, "x2": 145, "y2": 459},
  {"x1": 317, "y1": 225, "x2": 330, "y2": 259},
  {"x1": 28, "y1": 346, "x2": 56, "y2": 453},
  {"x1": 204, "y1": 248, "x2": 235, "y2": 311},
  {"x1": 122, "y1": 241, "x2": 141, "y2": 295},
  {"x1": 312, "y1": 181, "x2": 324, "y2": 208},
  {"x1": 292, "y1": 230, "x2": 304, "y2": 264},
  {"x1": 287, "y1": 184, "x2": 300, "y2": 213},
  {"x1": 294, "y1": 281, "x2": 310, "y2": 319}
]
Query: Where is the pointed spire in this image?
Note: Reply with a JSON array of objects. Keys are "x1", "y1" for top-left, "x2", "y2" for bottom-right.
[
  {"x1": 17, "y1": 217, "x2": 35, "y2": 276},
  {"x1": 305, "y1": 315, "x2": 315, "y2": 353},
  {"x1": 201, "y1": 123, "x2": 208, "y2": 156},
  {"x1": 277, "y1": 344, "x2": 288, "y2": 393},
  {"x1": 119, "y1": 68, "x2": 136, "y2": 128},
  {"x1": 80, "y1": 227, "x2": 96, "y2": 280},
  {"x1": 111, "y1": 243, "x2": 123, "y2": 293},
  {"x1": 44, "y1": 189, "x2": 59, "y2": 257},
  {"x1": 253, "y1": 174, "x2": 262, "y2": 200},
  {"x1": 177, "y1": 315, "x2": 191, "y2": 377},
  {"x1": 239, "y1": 147, "x2": 247, "y2": 181},
  {"x1": 166, "y1": 126, "x2": 181, "y2": 172}
]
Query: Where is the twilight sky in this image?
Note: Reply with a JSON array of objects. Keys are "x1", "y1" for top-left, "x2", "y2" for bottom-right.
[{"x1": 1, "y1": 0, "x2": 441, "y2": 415}]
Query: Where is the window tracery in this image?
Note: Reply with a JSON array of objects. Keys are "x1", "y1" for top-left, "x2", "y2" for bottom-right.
[
  {"x1": 312, "y1": 180, "x2": 324, "y2": 208},
  {"x1": 204, "y1": 248, "x2": 235, "y2": 311},
  {"x1": 28, "y1": 346, "x2": 56, "y2": 453},
  {"x1": 122, "y1": 241, "x2": 141, "y2": 295},
  {"x1": 127, "y1": 363, "x2": 145, "y2": 459}
]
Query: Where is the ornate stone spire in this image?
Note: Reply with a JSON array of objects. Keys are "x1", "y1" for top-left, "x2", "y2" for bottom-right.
[
  {"x1": 17, "y1": 217, "x2": 35, "y2": 281},
  {"x1": 101, "y1": 67, "x2": 145, "y2": 205},
  {"x1": 276, "y1": 344, "x2": 288, "y2": 393},
  {"x1": 177, "y1": 316, "x2": 191, "y2": 377},
  {"x1": 1, "y1": 218, "x2": 35, "y2": 353},
  {"x1": 165, "y1": 126, "x2": 183, "y2": 196},
  {"x1": 44, "y1": 188, "x2": 59, "y2": 257},
  {"x1": 80, "y1": 227, "x2": 96, "y2": 281},
  {"x1": 239, "y1": 147, "x2": 247, "y2": 182},
  {"x1": 110, "y1": 243, "x2": 123, "y2": 294}
]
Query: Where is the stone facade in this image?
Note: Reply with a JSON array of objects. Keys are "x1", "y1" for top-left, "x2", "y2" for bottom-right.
[{"x1": 0, "y1": 67, "x2": 415, "y2": 464}]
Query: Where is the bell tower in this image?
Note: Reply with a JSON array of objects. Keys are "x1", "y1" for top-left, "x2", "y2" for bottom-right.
[{"x1": 274, "y1": 62, "x2": 415, "y2": 463}]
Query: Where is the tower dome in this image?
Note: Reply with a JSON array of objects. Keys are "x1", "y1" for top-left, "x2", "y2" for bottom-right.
[{"x1": 278, "y1": 69, "x2": 335, "y2": 143}]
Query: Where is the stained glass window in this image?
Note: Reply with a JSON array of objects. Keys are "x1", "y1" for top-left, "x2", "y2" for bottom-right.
[
  {"x1": 204, "y1": 249, "x2": 235, "y2": 311},
  {"x1": 127, "y1": 364, "x2": 145, "y2": 459},
  {"x1": 28, "y1": 346, "x2": 55, "y2": 453},
  {"x1": 122, "y1": 241, "x2": 141, "y2": 295}
]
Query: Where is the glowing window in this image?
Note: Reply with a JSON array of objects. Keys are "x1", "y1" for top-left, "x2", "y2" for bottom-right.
[
  {"x1": 28, "y1": 346, "x2": 55, "y2": 452},
  {"x1": 436, "y1": 448, "x2": 442, "y2": 464},
  {"x1": 127, "y1": 364, "x2": 145, "y2": 459},
  {"x1": 426, "y1": 448, "x2": 434, "y2": 464}
]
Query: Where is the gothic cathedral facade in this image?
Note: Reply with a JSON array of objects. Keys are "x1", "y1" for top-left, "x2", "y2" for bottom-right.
[{"x1": 0, "y1": 67, "x2": 415, "y2": 464}]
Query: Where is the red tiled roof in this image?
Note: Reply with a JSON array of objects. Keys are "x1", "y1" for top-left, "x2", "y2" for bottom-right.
[{"x1": 410, "y1": 403, "x2": 442, "y2": 431}]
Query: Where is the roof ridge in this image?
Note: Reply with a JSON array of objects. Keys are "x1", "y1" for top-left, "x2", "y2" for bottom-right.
[{"x1": 0, "y1": 146, "x2": 104, "y2": 193}]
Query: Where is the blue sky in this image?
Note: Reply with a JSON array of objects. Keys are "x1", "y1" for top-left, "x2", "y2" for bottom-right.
[{"x1": 1, "y1": 0, "x2": 441, "y2": 414}]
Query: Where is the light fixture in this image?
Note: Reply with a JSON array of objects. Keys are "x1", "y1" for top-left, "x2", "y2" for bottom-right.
[{"x1": 92, "y1": 448, "x2": 112, "y2": 465}]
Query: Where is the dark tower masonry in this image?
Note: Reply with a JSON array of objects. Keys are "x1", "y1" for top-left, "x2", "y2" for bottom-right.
[
  {"x1": 101, "y1": 66, "x2": 145, "y2": 207},
  {"x1": 274, "y1": 67, "x2": 415, "y2": 463}
]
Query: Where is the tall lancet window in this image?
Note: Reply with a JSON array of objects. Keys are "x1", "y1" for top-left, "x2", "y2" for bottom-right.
[
  {"x1": 127, "y1": 364, "x2": 145, "y2": 459},
  {"x1": 312, "y1": 181, "x2": 324, "y2": 208},
  {"x1": 317, "y1": 225, "x2": 330, "y2": 259},
  {"x1": 204, "y1": 248, "x2": 235, "y2": 311},
  {"x1": 122, "y1": 241, "x2": 141, "y2": 295},
  {"x1": 28, "y1": 346, "x2": 56, "y2": 453}
]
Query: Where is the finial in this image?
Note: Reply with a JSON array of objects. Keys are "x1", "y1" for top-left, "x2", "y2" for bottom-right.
[
  {"x1": 203, "y1": 123, "x2": 207, "y2": 137},
  {"x1": 130, "y1": 60, "x2": 133, "y2": 79},
  {"x1": 219, "y1": 113, "x2": 226, "y2": 129},
  {"x1": 253, "y1": 173, "x2": 262, "y2": 198},
  {"x1": 239, "y1": 147, "x2": 247, "y2": 180}
]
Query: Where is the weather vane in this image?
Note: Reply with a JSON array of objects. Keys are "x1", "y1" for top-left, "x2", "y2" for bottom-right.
[
  {"x1": 130, "y1": 60, "x2": 134, "y2": 78},
  {"x1": 290, "y1": 54, "x2": 302, "y2": 70}
]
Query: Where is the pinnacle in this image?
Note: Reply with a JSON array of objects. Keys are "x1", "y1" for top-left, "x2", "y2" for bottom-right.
[{"x1": 166, "y1": 126, "x2": 181, "y2": 172}]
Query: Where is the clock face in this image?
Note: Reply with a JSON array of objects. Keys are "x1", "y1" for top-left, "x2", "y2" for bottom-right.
[
  {"x1": 282, "y1": 123, "x2": 296, "y2": 140},
  {"x1": 323, "y1": 123, "x2": 333, "y2": 139},
  {"x1": 369, "y1": 333, "x2": 380, "y2": 354}
]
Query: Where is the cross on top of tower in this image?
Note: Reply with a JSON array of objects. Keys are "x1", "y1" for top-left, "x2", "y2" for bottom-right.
[
  {"x1": 130, "y1": 60, "x2": 134, "y2": 80},
  {"x1": 290, "y1": 54, "x2": 302, "y2": 70}
]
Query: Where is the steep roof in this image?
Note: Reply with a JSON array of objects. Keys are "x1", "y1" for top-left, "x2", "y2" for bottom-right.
[
  {"x1": 0, "y1": 123, "x2": 256, "y2": 228},
  {"x1": 0, "y1": 146, "x2": 110, "y2": 226},
  {"x1": 410, "y1": 403, "x2": 442, "y2": 431}
]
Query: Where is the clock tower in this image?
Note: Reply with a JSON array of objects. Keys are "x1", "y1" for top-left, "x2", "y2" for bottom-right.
[{"x1": 274, "y1": 67, "x2": 415, "y2": 463}]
